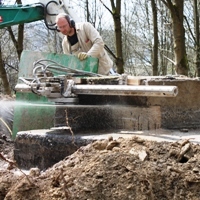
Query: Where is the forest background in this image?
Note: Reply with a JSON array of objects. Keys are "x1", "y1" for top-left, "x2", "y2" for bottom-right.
[{"x1": 0, "y1": 0, "x2": 199, "y2": 95}]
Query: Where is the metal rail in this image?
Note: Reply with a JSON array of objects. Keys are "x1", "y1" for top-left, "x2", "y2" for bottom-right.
[
  {"x1": 72, "y1": 85, "x2": 178, "y2": 97},
  {"x1": 15, "y1": 83, "x2": 178, "y2": 98}
]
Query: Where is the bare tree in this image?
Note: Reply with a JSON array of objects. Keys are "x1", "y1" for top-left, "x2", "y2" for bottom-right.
[
  {"x1": 100, "y1": 0, "x2": 124, "y2": 74},
  {"x1": 193, "y1": 0, "x2": 200, "y2": 76},
  {"x1": 0, "y1": 41, "x2": 11, "y2": 95},
  {"x1": 161, "y1": 0, "x2": 188, "y2": 75},
  {"x1": 151, "y1": 0, "x2": 159, "y2": 75},
  {"x1": 6, "y1": 0, "x2": 24, "y2": 60},
  {"x1": 157, "y1": 0, "x2": 174, "y2": 75},
  {"x1": 0, "y1": 0, "x2": 24, "y2": 95},
  {"x1": 7, "y1": 25, "x2": 24, "y2": 60}
]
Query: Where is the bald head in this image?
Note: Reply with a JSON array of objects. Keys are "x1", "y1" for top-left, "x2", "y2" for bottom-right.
[
  {"x1": 55, "y1": 13, "x2": 75, "y2": 36},
  {"x1": 55, "y1": 13, "x2": 68, "y2": 23}
]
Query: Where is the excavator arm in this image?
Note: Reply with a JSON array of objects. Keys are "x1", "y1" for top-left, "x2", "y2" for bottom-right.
[
  {"x1": 0, "y1": 0, "x2": 80, "y2": 29},
  {"x1": 0, "y1": 4, "x2": 44, "y2": 29}
]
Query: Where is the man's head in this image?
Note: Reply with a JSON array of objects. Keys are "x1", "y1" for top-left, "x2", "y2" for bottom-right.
[{"x1": 55, "y1": 13, "x2": 75, "y2": 36}]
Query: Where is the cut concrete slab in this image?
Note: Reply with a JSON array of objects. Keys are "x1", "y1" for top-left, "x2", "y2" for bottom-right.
[
  {"x1": 12, "y1": 78, "x2": 200, "y2": 170},
  {"x1": 14, "y1": 128, "x2": 93, "y2": 170},
  {"x1": 55, "y1": 105, "x2": 161, "y2": 131},
  {"x1": 14, "y1": 128, "x2": 200, "y2": 170}
]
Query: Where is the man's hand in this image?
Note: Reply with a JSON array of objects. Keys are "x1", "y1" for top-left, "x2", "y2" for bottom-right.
[{"x1": 77, "y1": 52, "x2": 88, "y2": 61}]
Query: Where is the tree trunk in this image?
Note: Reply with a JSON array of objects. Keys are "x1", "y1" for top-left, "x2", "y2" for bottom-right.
[
  {"x1": 193, "y1": 0, "x2": 200, "y2": 76},
  {"x1": 7, "y1": 0, "x2": 24, "y2": 60},
  {"x1": 162, "y1": 0, "x2": 188, "y2": 75},
  {"x1": 110, "y1": 0, "x2": 124, "y2": 74},
  {"x1": 0, "y1": 45, "x2": 11, "y2": 95},
  {"x1": 7, "y1": 25, "x2": 24, "y2": 60},
  {"x1": 0, "y1": 0, "x2": 24, "y2": 94},
  {"x1": 151, "y1": 0, "x2": 159, "y2": 75},
  {"x1": 100, "y1": 0, "x2": 124, "y2": 73}
]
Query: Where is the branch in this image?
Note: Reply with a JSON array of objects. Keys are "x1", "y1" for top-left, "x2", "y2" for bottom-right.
[
  {"x1": 163, "y1": 54, "x2": 175, "y2": 65},
  {"x1": 184, "y1": 15, "x2": 197, "y2": 45},
  {"x1": 7, "y1": 27, "x2": 18, "y2": 49},
  {"x1": 160, "y1": 0, "x2": 169, "y2": 8},
  {"x1": 0, "y1": 152, "x2": 33, "y2": 185},
  {"x1": 166, "y1": 0, "x2": 174, "y2": 10},
  {"x1": 99, "y1": 0, "x2": 113, "y2": 15},
  {"x1": 160, "y1": 0, "x2": 174, "y2": 11}
]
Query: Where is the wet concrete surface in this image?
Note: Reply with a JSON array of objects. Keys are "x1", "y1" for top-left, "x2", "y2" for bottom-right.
[{"x1": 96, "y1": 129, "x2": 200, "y2": 144}]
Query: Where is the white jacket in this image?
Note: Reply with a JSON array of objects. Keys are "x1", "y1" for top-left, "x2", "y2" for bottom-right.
[{"x1": 62, "y1": 22, "x2": 113, "y2": 75}]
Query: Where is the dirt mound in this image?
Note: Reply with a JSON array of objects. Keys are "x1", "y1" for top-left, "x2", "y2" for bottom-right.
[{"x1": 1, "y1": 135, "x2": 200, "y2": 200}]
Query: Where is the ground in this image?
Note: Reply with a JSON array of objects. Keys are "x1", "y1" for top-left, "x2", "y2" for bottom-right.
[{"x1": 1, "y1": 129, "x2": 200, "y2": 200}]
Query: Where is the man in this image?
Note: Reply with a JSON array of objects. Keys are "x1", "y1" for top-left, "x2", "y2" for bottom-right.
[{"x1": 55, "y1": 13, "x2": 113, "y2": 75}]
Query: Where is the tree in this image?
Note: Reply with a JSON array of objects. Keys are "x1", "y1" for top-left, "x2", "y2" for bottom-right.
[
  {"x1": 193, "y1": 0, "x2": 200, "y2": 76},
  {"x1": 0, "y1": 0, "x2": 24, "y2": 95},
  {"x1": 0, "y1": 41, "x2": 11, "y2": 95},
  {"x1": 161, "y1": 0, "x2": 188, "y2": 75},
  {"x1": 100, "y1": 0, "x2": 124, "y2": 74},
  {"x1": 8, "y1": 0, "x2": 24, "y2": 60},
  {"x1": 151, "y1": 0, "x2": 159, "y2": 75}
]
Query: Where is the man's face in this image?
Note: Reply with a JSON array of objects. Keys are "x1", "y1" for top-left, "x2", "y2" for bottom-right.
[{"x1": 56, "y1": 17, "x2": 73, "y2": 36}]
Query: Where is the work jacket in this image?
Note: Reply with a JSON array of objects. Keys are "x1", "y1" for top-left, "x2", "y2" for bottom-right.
[{"x1": 62, "y1": 22, "x2": 113, "y2": 75}]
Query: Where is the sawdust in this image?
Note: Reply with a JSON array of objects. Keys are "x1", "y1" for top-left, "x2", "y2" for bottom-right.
[{"x1": 1, "y1": 132, "x2": 200, "y2": 200}]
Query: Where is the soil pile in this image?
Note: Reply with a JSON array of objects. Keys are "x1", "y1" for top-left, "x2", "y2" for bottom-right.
[{"x1": 1, "y1": 134, "x2": 200, "y2": 200}]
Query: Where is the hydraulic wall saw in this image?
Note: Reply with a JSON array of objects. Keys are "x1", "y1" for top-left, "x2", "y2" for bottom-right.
[
  {"x1": 11, "y1": 51, "x2": 178, "y2": 138},
  {"x1": 14, "y1": 53, "x2": 178, "y2": 105}
]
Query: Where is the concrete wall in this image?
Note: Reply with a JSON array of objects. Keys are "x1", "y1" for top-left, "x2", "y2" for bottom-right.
[
  {"x1": 147, "y1": 79, "x2": 200, "y2": 129},
  {"x1": 58, "y1": 105, "x2": 161, "y2": 132},
  {"x1": 73, "y1": 78, "x2": 200, "y2": 130}
]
